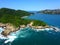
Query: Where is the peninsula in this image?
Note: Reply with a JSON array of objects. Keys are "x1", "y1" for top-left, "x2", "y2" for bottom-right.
[{"x1": 0, "y1": 8, "x2": 47, "y2": 36}]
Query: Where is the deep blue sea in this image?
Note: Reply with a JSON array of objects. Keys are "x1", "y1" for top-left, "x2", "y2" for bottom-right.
[
  {"x1": 0, "y1": 13, "x2": 60, "y2": 45},
  {"x1": 27, "y1": 13, "x2": 60, "y2": 28}
]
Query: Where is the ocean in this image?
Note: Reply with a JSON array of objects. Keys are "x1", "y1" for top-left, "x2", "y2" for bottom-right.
[
  {"x1": 0, "y1": 13, "x2": 60, "y2": 45},
  {"x1": 27, "y1": 13, "x2": 60, "y2": 28}
]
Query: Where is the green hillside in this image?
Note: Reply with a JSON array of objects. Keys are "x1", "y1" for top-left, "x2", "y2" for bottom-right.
[{"x1": 0, "y1": 8, "x2": 47, "y2": 27}]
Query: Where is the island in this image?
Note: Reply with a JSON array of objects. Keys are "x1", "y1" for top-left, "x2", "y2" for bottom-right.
[
  {"x1": 0, "y1": 8, "x2": 48, "y2": 36},
  {"x1": 38, "y1": 9, "x2": 60, "y2": 14}
]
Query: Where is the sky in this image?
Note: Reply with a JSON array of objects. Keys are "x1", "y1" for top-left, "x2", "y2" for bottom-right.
[{"x1": 0, "y1": 0, "x2": 60, "y2": 11}]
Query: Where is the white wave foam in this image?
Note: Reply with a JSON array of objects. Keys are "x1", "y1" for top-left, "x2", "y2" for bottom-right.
[
  {"x1": 4, "y1": 35, "x2": 17, "y2": 43},
  {"x1": 0, "y1": 27, "x2": 7, "y2": 39},
  {"x1": 0, "y1": 27, "x2": 4, "y2": 33},
  {"x1": 33, "y1": 27, "x2": 60, "y2": 32},
  {"x1": 0, "y1": 27, "x2": 17, "y2": 44},
  {"x1": 0, "y1": 33, "x2": 17, "y2": 44},
  {"x1": 53, "y1": 27, "x2": 60, "y2": 32},
  {"x1": 0, "y1": 34, "x2": 7, "y2": 39},
  {"x1": 0, "y1": 27, "x2": 60, "y2": 44},
  {"x1": 33, "y1": 28, "x2": 52, "y2": 32}
]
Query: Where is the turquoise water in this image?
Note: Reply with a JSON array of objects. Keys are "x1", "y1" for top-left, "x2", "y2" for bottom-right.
[
  {"x1": 0, "y1": 13, "x2": 60, "y2": 45},
  {"x1": 1, "y1": 29, "x2": 60, "y2": 45}
]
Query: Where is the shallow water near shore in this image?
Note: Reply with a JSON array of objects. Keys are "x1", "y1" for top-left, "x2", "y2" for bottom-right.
[
  {"x1": 0, "y1": 27, "x2": 60, "y2": 45},
  {"x1": 11, "y1": 29, "x2": 60, "y2": 45},
  {"x1": 0, "y1": 13, "x2": 60, "y2": 45}
]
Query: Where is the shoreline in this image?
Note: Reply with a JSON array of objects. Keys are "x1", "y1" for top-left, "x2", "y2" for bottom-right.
[
  {"x1": 0, "y1": 22, "x2": 60, "y2": 37},
  {"x1": 0, "y1": 24, "x2": 60, "y2": 43},
  {"x1": 32, "y1": 26, "x2": 60, "y2": 32}
]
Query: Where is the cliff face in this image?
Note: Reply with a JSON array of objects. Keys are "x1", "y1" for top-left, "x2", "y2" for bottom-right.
[
  {"x1": 0, "y1": 21, "x2": 47, "y2": 36},
  {"x1": 0, "y1": 23, "x2": 19, "y2": 36}
]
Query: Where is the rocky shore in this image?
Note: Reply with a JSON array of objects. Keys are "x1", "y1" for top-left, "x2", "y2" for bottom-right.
[
  {"x1": 0, "y1": 23, "x2": 19, "y2": 36},
  {"x1": 0, "y1": 22, "x2": 60, "y2": 37}
]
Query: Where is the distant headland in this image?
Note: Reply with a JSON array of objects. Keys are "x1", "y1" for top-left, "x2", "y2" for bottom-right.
[{"x1": 38, "y1": 9, "x2": 60, "y2": 14}]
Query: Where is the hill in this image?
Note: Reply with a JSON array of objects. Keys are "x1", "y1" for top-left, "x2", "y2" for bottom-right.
[
  {"x1": 38, "y1": 9, "x2": 60, "y2": 14},
  {"x1": 0, "y1": 8, "x2": 47, "y2": 27}
]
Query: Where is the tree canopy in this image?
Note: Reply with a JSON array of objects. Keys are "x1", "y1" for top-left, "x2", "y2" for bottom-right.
[{"x1": 0, "y1": 8, "x2": 47, "y2": 27}]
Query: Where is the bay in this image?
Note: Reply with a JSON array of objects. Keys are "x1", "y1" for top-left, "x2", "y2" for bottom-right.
[{"x1": 27, "y1": 13, "x2": 60, "y2": 28}]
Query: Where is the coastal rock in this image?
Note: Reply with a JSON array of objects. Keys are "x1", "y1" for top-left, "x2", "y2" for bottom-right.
[
  {"x1": 0, "y1": 22, "x2": 60, "y2": 36},
  {"x1": 1, "y1": 29, "x2": 11, "y2": 36},
  {"x1": 0, "y1": 23, "x2": 19, "y2": 36}
]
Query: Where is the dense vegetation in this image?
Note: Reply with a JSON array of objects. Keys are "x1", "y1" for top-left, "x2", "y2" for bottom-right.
[
  {"x1": 32, "y1": 20, "x2": 46, "y2": 26},
  {"x1": 38, "y1": 9, "x2": 60, "y2": 14},
  {"x1": 0, "y1": 8, "x2": 47, "y2": 27}
]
